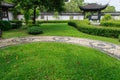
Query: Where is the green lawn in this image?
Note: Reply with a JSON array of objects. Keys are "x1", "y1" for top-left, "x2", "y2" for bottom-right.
[
  {"x1": 3, "y1": 23, "x2": 120, "y2": 44},
  {"x1": 0, "y1": 42, "x2": 120, "y2": 80}
]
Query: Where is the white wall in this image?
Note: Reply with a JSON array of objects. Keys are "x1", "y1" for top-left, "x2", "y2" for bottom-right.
[
  {"x1": 73, "y1": 16, "x2": 84, "y2": 20},
  {"x1": 17, "y1": 14, "x2": 84, "y2": 21},
  {"x1": 8, "y1": 12, "x2": 13, "y2": 20},
  {"x1": 9, "y1": 12, "x2": 120, "y2": 21},
  {"x1": 113, "y1": 16, "x2": 120, "y2": 20},
  {"x1": 3, "y1": 12, "x2": 120, "y2": 20},
  {"x1": 17, "y1": 15, "x2": 24, "y2": 20}
]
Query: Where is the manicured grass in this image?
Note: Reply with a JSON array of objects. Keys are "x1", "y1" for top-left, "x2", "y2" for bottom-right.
[
  {"x1": 3, "y1": 28, "x2": 30, "y2": 38},
  {"x1": 0, "y1": 42, "x2": 120, "y2": 80},
  {"x1": 3, "y1": 23, "x2": 120, "y2": 44}
]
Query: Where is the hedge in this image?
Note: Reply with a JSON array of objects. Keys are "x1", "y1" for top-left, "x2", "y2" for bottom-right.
[
  {"x1": 0, "y1": 21, "x2": 12, "y2": 31},
  {"x1": 101, "y1": 21, "x2": 120, "y2": 27},
  {"x1": 23, "y1": 20, "x2": 70, "y2": 25},
  {"x1": 68, "y1": 20, "x2": 120, "y2": 38}
]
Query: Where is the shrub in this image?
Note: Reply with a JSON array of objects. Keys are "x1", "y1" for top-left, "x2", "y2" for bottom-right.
[
  {"x1": 102, "y1": 14, "x2": 112, "y2": 21},
  {"x1": 28, "y1": 26, "x2": 43, "y2": 35},
  {"x1": 68, "y1": 20, "x2": 120, "y2": 38},
  {"x1": 0, "y1": 21, "x2": 12, "y2": 31},
  {"x1": 10, "y1": 20, "x2": 22, "y2": 29},
  {"x1": 101, "y1": 20, "x2": 120, "y2": 27}
]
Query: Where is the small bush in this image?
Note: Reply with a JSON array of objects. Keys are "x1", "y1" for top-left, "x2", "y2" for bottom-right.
[
  {"x1": 68, "y1": 20, "x2": 120, "y2": 38},
  {"x1": 101, "y1": 20, "x2": 120, "y2": 27},
  {"x1": 0, "y1": 21, "x2": 12, "y2": 31},
  {"x1": 10, "y1": 20, "x2": 22, "y2": 29},
  {"x1": 102, "y1": 14, "x2": 112, "y2": 21},
  {"x1": 28, "y1": 26, "x2": 43, "y2": 35}
]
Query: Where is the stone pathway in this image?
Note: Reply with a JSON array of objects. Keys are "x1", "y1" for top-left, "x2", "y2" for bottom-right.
[{"x1": 0, "y1": 36, "x2": 120, "y2": 60}]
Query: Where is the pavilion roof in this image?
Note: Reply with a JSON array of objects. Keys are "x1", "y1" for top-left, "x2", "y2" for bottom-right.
[
  {"x1": 0, "y1": 2, "x2": 14, "y2": 8},
  {"x1": 79, "y1": 3, "x2": 108, "y2": 11}
]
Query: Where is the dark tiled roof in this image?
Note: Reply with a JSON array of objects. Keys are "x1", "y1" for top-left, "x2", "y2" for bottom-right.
[
  {"x1": 79, "y1": 3, "x2": 108, "y2": 11},
  {"x1": 0, "y1": 2, "x2": 14, "y2": 8}
]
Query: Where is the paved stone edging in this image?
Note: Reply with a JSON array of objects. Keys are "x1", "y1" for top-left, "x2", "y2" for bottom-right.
[{"x1": 0, "y1": 36, "x2": 120, "y2": 60}]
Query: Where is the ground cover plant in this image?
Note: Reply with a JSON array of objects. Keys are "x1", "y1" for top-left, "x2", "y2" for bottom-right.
[
  {"x1": 0, "y1": 42, "x2": 120, "y2": 80},
  {"x1": 3, "y1": 23, "x2": 120, "y2": 44}
]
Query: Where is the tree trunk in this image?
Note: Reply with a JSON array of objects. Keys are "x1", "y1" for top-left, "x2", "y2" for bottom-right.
[
  {"x1": 33, "y1": 6, "x2": 37, "y2": 24},
  {"x1": 0, "y1": 29, "x2": 2, "y2": 37}
]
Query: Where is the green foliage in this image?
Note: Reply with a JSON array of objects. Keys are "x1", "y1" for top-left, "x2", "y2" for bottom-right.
[
  {"x1": 29, "y1": 7, "x2": 40, "y2": 18},
  {"x1": 64, "y1": 0, "x2": 83, "y2": 12},
  {"x1": 53, "y1": 11, "x2": 59, "y2": 19},
  {"x1": 102, "y1": 14, "x2": 112, "y2": 21},
  {"x1": 101, "y1": 20, "x2": 120, "y2": 27},
  {"x1": 10, "y1": 20, "x2": 22, "y2": 29},
  {"x1": 12, "y1": 5, "x2": 22, "y2": 20},
  {"x1": 103, "y1": 6, "x2": 116, "y2": 12},
  {"x1": 24, "y1": 10, "x2": 31, "y2": 25},
  {"x1": 0, "y1": 21, "x2": 12, "y2": 31},
  {"x1": 68, "y1": 20, "x2": 120, "y2": 38},
  {"x1": 85, "y1": 12, "x2": 91, "y2": 19},
  {"x1": 28, "y1": 26, "x2": 43, "y2": 35},
  {"x1": 12, "y1": 0, "x2": 65, "y2": 24},
  {"x1": 70, "y1": 16, "x2": 73, "y2": 20}
]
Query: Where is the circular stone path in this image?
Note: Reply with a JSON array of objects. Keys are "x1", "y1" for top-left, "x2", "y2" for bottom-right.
[{"x1": 0, "y1": 36, "x2": 120, "y2": 60}]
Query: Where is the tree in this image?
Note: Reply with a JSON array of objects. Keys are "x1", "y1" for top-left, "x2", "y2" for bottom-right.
[
  {"x1": 0, "y1": 0, "x2": 4, "y2": 37},
  {"x1": 64, "y1": 0, "x2": 84, "y2": 12},
  {"x1": 12, "y1": 0, "x2": 65, "y2": 24},
  {"x1": 102, "y1": 14, "x2": 112, "y2": 21},
  {"x1": 103, "y1": 6, "x2": 116, "y2": 12},
  {"x1": 53, "y1": 11, "x2": 59, "y2": 20}
]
